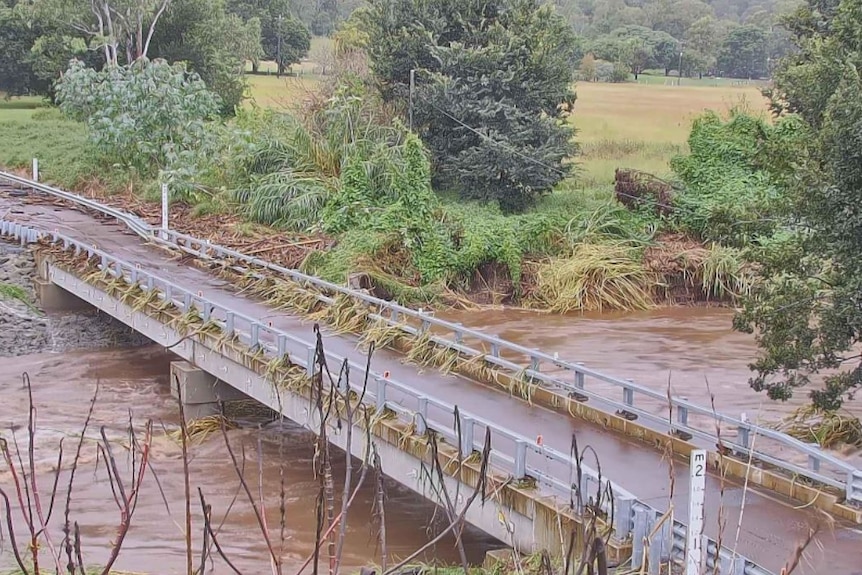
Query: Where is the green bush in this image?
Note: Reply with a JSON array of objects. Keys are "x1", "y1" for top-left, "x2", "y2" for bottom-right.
[{"x1": 669, "y1": 110, "x2": 799, "y2": 246}]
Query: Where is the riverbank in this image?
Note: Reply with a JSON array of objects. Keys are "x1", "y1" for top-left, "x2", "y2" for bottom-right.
[
  {"x1": 0, "y1": 80, "x2": 766, "y2": 313},
  {"x1": 0, "y1": 239, "x2": 150, "y2": 356}
]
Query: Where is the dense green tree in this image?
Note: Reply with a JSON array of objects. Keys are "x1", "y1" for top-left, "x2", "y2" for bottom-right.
[
  {"x1": 717, "y1": 23, "x2": 768, "y2": 77},
  {"x1": 148, "y1": 0, "x2": 261, "y2": 112},
  {"x1": 685, "y1": 15, "x2": 723, "y2": 74},
  {"x1": 734, "y1": 0, "x2": 862, "y2": 409},
  {"x1": 365, "y1": 0, "x2": 578, "y2": 212},
  {"x1": 264, "y1": 14, "x2": 311, "y2": 75},
  {"x1": 227, "y1": 0, "x2": 310, "y2": 74},
  {"x1": 0, "y1": 2, "x2": 44, "y2": 95},
  {"x1": 648, "y1": 0, "x2": 714, "y2": 39},
  {"x1": 56, "y1": 58, "x2": 221, "y2": 191},
  {"x1": 588, "y1": 25, "x2": 679, "y2": 76}
]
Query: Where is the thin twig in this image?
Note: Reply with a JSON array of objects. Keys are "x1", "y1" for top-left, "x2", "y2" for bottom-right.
[{"x1": 63, "y1": 382, "x2": 99, "y2": 574}]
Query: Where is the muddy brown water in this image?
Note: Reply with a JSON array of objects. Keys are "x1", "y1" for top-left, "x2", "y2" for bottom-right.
[
  {"x1": 2, "y1": 194, "x2": 862, "y2": 573},
  {"x1": 0, "y1": 347, "x2": 501, "y2": 574},
  {"x1": 440, "y1": 306, "x2": 862, "y2": 467}
]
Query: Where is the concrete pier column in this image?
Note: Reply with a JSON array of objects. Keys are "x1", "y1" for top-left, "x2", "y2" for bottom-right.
[
  {"x1": 33, "y1": 278, "x2": 92, "y2": 312},
  {"x1": 170, "y1": 361, "x2": 248, "y2": 420},
  {"x1": 32, "y1": 252, "x2": 92, "y2": 312}
]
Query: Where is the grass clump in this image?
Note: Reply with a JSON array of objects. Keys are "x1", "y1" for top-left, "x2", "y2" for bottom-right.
[
  {"x1": 774, "y1": 405, "x2": 862, "y2": 449},
  {"x1": 0, "y1": 282, "x2": 30, "y2": 304},
  {"x1": 530, "y1": 243, "x2": 659, "y2": 313}
]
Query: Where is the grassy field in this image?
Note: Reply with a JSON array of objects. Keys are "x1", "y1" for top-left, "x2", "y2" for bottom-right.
[
  {"x1": 0, "y1": 96, "x2": 86, "y2": 184},
  {"x1": 246, "y1": 74, "x2": 323, "y2": 109},
  {"x1": 571, "y1": 81, "x2": 768, "y2": 187},
  {"x1": 0, "y1": 77, "x2": 768, "y2": 200}
]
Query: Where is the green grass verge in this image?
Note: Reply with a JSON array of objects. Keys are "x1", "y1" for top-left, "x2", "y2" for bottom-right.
[{"x1": 0, "y1": 99, "x2": 88, "y2": 186}]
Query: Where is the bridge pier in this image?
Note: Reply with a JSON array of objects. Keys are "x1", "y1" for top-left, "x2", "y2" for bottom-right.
[
  {"x1": 32, "y1": 252, "x2": 91, "y2": 312},
  {"x1": 33, "y1": 277, "x2": 92, "y2": 312},
  {"x1": 170, "y1": 361, "x2": 248, "y2": 420}
]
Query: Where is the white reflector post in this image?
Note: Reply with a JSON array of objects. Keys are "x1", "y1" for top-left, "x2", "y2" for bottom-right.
[{"x1": 161, "y1": 183, "x2": 169, "y2": 240}]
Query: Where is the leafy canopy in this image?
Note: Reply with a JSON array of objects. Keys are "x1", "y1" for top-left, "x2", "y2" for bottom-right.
[
  {"x1": 56, "y1": 59, "x2": 221, "y2": 195},
  {"x1": 733, "y1": 0, "x2": 862, "y2": 409},
  {"x1": 364, "y1": 0, "x2": 579, "y2": 213}
]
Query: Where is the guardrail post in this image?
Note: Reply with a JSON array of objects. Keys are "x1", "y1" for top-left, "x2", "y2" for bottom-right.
[
  {"x1": 182, "y1": 293, "x2": 192, "y2": 311},
  {"x1": 459, "y1": 415, "x2": 475, "y2": 458},
  {"x1": 631, "y1": 508, "x2": 652, "y2": 570},
  {"x1": 647, "y1": 516, "x2": 671, "y2": 575},
  {"x1": 719, "y1": 554, "x2": 746, "y2": 575},
  {"x1": 579, "y1": 474, "x2": 595, "y2": 509},
  {"x1": 145, "y1": 277, "x2": 154, "y2": 292},
  {"x1": 164, "y1": 285, "x2": 173, "y2": 305},
  {"x1": 491, "y1": 343, "x2": 500, "y2": 357},
  {"x1": 416, "y1": 397, "x2": 428, "y2": 435},
  {"x1": 32, "y1": 158, "x2": 38, "y2": 182},
  {"x1": 129, "y1": 267, "x2": 138, "y2": 284},
  {"x1": 530, "y1": 353, "x2": 540, "y2": 372},
  {"x1": 277, "y1": 334, "x2": 287, "y2": 357},
  {"x1": 677, "y1": 405, "x2": 688, "y2": 426},
  {"x1": 390, "y1": 308, "x2": 398, "y2": 322},
  {"x1": 338, "y1": 366, "x2": 349, "y2": 394},
  {"x1": 375, "y1": 377, "x2": 387, "y2": 412},
  {"x1": 454, "y1": 324, "x2": 463, "y2": 344},
  {"x1": 201, "y1": 303, "x2": 212, "y2": 322},
  {"x1": 613, "y1": 495, "x2": 635, "y2": 539},
  {"x1": 848, "y1": 471, "x2": 862, "y2": 504},
  {"x1": 306, "y1": 346, "x2": 315, "y2": 377},
  {"x1": 808, "y1": 454, "x2": 821, "y2": 473},
  {"x1": 575, "y1": 363, "x2": 585, "y2": 389},
  {"x1": 225, "y1": 312, "x2": 235, "y2": 336},
  {"x1": 623, "y1": 381, "x2": 634, "y2": 407},
  {"x1": 738, "y1": 424, "x2": 750, "y2": 450},
  {"x1": 514, "y1": 440, "x2": 527, "y2": 479},
  {"x1": 250, "y1": 323, "x2": 260, "y2": 348}
]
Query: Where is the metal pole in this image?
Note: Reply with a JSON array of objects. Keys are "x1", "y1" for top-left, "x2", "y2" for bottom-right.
[
  {"x1": 277, "y1": 15, "x2": 283, "y2": 77},
  {"x1": 409, "y1": 68, "x2": 416, "y2": 132},
  {"x1": 686, "y1": 449, "x2": 706, "y2": 575},
  {"x1": 678, "y1": 45, "x2": 684, "y2": 86},
  {"x1": 32, "y1": 158, "x2": 38, "y2": 182},
  {"x1": 161, "y1": 182, "x2": 169, "y2": 240}
]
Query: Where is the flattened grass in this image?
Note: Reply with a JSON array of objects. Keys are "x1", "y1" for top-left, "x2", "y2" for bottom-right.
[{"x1": 530, "y1": 243, "x2": 658, "y2": 313}]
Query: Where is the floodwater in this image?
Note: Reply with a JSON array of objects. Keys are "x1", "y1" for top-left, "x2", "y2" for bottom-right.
[
  {"x1": 0, "y1": 346, "x2": 501, "y2": 574},
  {"x1": 440, "y1": 306, "x2": 862, "y2": 466}
]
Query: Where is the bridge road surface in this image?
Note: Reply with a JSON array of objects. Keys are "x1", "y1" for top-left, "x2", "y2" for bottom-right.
[{"x1": 3, "y1": 195, "x2": 861, "y2": 575}]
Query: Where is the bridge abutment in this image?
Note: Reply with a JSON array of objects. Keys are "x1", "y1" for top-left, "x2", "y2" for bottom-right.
[{"x1": 170, "y1": 361, "x2": 248, "y2": 420}]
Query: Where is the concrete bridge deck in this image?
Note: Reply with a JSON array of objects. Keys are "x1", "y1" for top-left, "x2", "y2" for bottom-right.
[{"x1": 1, "y1": 183, "x2": 861, "y2": 575}]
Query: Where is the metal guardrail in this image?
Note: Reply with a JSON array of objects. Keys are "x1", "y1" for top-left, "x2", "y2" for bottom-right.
[
  {"x1": 2, "y1": 170, "x2": 858, "y2": 508},
  {"x1": 0, "y1": 218, "x2": 772, "y2": 575}
]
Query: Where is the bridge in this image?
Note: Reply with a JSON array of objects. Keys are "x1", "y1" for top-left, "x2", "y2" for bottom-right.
[{"x1": 1, "y1": 170, "x2": 861, "y2": 575}]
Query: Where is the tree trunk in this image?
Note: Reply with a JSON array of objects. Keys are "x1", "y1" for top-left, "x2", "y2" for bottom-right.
[{"x1": 664, "y1": 67, "x2": 670, "y2": 76}]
